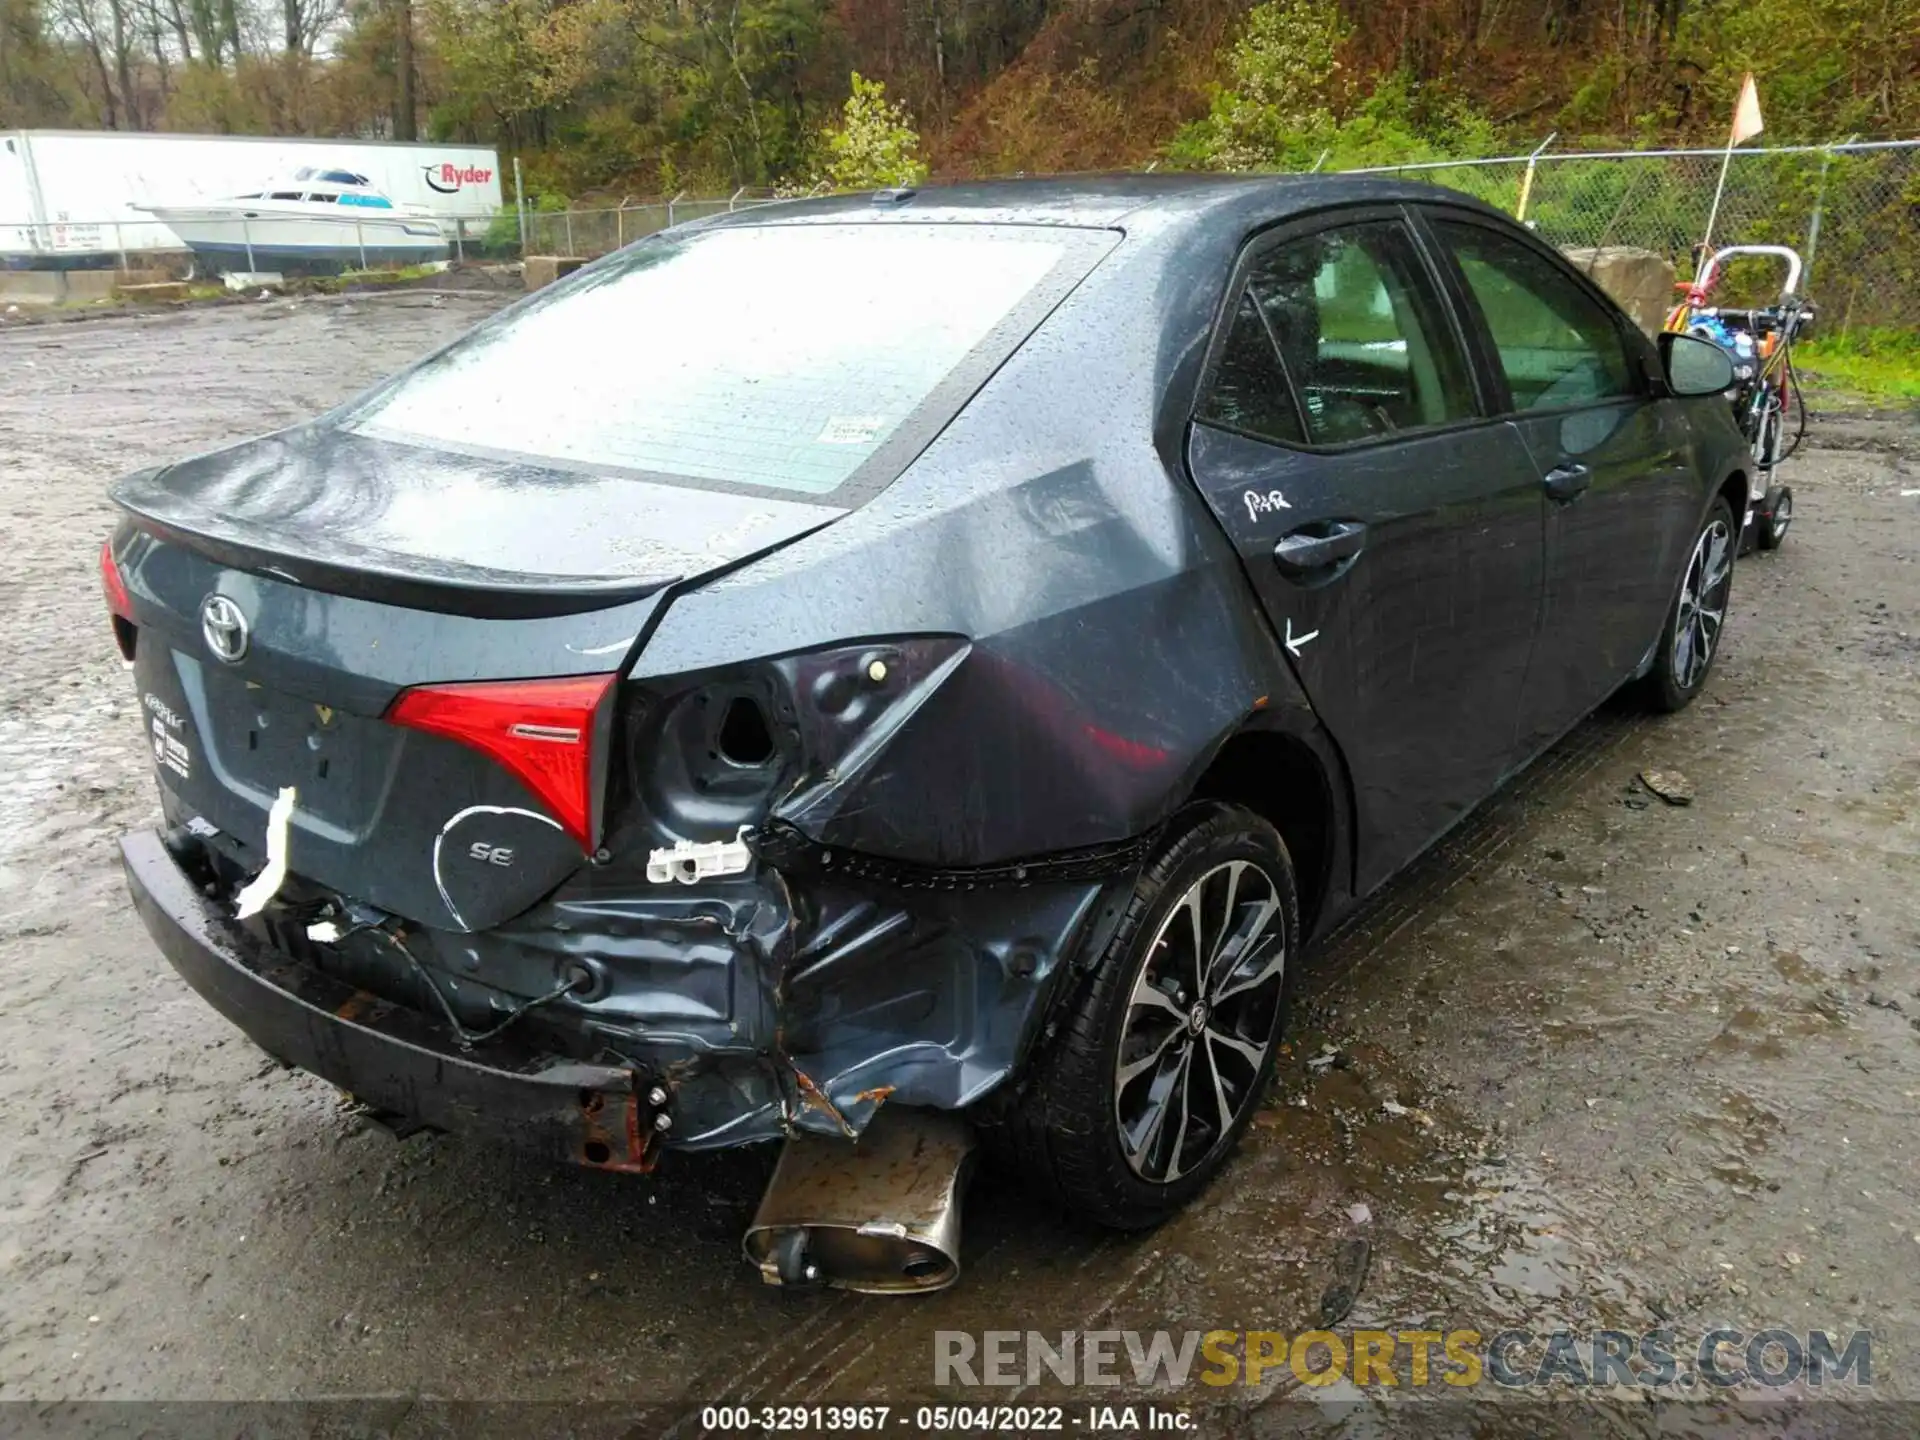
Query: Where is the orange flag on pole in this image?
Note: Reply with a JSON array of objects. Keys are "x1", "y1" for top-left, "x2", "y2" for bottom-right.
[
  {"x1": 1730, "y1": 72, "x2": 1765, "y2": 146},
  {"x1": 1703, "y1": 74, "x2": 1764, "y2": 251}
]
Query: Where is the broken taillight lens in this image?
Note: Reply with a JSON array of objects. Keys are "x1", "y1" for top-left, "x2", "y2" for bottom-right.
[
  {"x1": 100, "y1": 538, "x2": 137, "y2": 661},
  {"x1": 385, "y1": 673, "x2": 617, "y2": 850}
]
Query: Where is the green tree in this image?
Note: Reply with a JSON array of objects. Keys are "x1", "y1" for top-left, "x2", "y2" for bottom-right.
[
  {"x1": 1168, "y1": 1, "x2": 1495, "y2": 174},
  {"x1": 423, "y1": 0, "x2": 833, "y2": 191},
  {"x1": 821, "y1": 70, "x2": 927, "y2": 189},
  {"x1": 0, "y1": 0, "x2": 79, "y2": 125},
  {"x1": 1679, "y1": 0, "x2": 1920, "y2": 137},
  {"x1": 1168, "y1": 0, "x2": 1348, "y2": 172}
]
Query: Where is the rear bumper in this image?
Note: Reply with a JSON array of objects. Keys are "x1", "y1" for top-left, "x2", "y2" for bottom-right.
[
  {"x1": 123, "y1": 818, "x2": 1129, "y2": 1160},
  {"x1": 120, "y1": 829, "x2": 667, "y2": 1172}
]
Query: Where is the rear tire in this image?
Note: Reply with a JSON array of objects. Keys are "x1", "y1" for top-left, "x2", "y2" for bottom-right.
[
  {"x1": 1642, "y1": 496, "x2": 1736, "y2": 713},
  {"x1": 1756, "y1": 485, "x2": 1792, "y2": 551},
  {"x1": 991, "y1": 803, "x2": 1296, "y2": 1230}
]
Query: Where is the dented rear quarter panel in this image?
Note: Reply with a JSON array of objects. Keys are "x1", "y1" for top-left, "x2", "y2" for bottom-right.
[{"x1": 635, "y1": 194, "x2": 1339, "y2": 873}]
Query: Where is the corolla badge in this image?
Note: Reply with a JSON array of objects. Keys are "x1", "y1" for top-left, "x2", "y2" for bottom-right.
[{"x1": 200, "y1": 594, "x2": 250, "y2": 663}]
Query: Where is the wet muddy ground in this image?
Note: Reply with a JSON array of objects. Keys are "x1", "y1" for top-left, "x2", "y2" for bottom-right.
[{"x1": 0, "y1": 296, "x2": 1915, "y2": 1431}]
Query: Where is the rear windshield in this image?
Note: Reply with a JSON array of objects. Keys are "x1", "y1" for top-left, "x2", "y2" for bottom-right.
[{"x1": 347, "y1": 222, "x2": 1107, "y2": 499}]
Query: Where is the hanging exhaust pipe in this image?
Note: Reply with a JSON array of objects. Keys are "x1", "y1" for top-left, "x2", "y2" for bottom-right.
[{"x1": 743, "y1": 1106, "x2": 975, "y2": 1294}]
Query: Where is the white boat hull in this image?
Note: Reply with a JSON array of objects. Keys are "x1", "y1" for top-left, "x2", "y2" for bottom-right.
[{"x1": 139, "y1": 204, "x2": 448, "y2": 271}]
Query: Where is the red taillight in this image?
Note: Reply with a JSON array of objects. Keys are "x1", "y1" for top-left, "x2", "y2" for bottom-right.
[
  {"x1": 101, "y1": 538, "x2": 137, "y2": 661},
  {"x1": 385, "y1": 673, "x2": 616, "y2": 850},
  {"x1": 101, "y1": 539, "x2": 133, "y2": 619}
]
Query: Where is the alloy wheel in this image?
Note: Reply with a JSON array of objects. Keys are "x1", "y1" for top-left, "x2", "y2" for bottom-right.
[
  {"x1": 1113, "y1": 860, "x2": 1286, "y2": 1183},
  {"x1": 1671, "y1": 518, "x2": 1733, "y2": 690}
]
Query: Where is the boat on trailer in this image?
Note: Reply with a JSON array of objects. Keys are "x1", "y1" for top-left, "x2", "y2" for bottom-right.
[{"x1": 136, "y1": 166, "x2": 448, "y2": 274}]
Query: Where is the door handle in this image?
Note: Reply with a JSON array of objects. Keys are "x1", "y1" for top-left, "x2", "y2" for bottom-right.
[
  {"x1": 1542, "y1": 462, "x2": 1592, "y2": 502},
  {"x1": 1273, "y1": 520, "x2": 1368, "y2": 577}
]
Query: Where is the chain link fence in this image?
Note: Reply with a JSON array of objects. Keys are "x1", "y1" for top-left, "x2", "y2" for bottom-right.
[
  {"x1": 9, "y1": 150, "x2": 1915, "y2": 336},
  {"x1": 514, "y1": 194, "x2": 780, "y2": 260},
  {"x1": 0, "y1": 191, "x2": 783, "y2": 278},
  {"x1": 1343, "y1": 140, "x2": 1920, "y2": 335}
]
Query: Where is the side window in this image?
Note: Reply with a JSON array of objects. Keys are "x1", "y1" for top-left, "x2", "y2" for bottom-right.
[
  {"x1": 1199, "y1": 291, "x2": 1305, "y2": 445},
  {"x1": 1434, "y1": 220, "x2": 1638, "y2": 412},
  {"x1": 1245, "y1": 221, "x2": 1474, "y2": 446}
]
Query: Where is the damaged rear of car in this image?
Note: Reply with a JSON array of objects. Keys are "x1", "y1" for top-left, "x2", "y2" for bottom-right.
[{"x1": 110, "y1": 181, "x2": 1352, "y2": 1292}]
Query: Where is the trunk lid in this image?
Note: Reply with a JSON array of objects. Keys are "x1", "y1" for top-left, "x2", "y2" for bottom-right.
[
  {"x1": 114, "y1": 429, "x2": 840, "y2": 932},
  {"x1": 115, "y1": 426, "x2": 842, "y2": 618},
  {"x1": 121, "y1": 531, "x2": 651, "y2": 932}
]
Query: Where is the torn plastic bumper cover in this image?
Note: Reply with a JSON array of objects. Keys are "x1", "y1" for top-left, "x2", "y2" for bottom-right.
[
  {"x1": 122, "y1": 813, "x2": 1141, "y2": 1161},
  {"x1": 121, "y1": 827, "x2": 669, "y2": 1170}
]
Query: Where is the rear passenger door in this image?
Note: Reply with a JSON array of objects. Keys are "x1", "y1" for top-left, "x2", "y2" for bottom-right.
[
  {"x1": 1185, "y1": 209, "x2": 1548, "y2": 894},
  {"x1": 1421, "y1": 211, "x2": 1698, "y2": 754}
]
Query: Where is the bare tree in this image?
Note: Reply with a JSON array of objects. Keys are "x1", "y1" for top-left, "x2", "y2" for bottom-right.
[
  {"x1": 50, "y1": 0, "x2": 143, "y2": 125},
  {"x1": 281, "y1": 0, "x2": 339, "y2": 54},
  {"x1": 153, "y1": 0, "x2": 190, "y2": 55},
  {"x1": 391, "y1": 0, "x2": 414, "y2": 137},
  {"x1": 181, "y1": 0, "x2": 224, "y2": 60}
]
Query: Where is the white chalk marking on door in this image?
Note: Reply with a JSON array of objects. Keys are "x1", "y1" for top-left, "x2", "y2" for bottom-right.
[
  {"x1": 1285, "y1": 618, "x2": 1320, "y2": 658},
  {"x1": 1243, "y1": 488, "x2": 1292, "y2": 522}
]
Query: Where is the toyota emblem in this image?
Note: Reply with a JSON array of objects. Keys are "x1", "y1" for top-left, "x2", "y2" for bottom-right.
[{"x1": 200, "y1": 594, "x2": 250, "y2": 663}]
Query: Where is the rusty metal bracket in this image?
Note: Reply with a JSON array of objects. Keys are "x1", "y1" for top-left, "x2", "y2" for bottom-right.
[{"x1": 576, "y1": 1078, "x2": 668, "y2": 1173}]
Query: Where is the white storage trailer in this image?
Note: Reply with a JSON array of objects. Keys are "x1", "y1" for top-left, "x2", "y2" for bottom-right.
[{"x1": 1, "y1": 130, "x2": 503, "y2": 266}]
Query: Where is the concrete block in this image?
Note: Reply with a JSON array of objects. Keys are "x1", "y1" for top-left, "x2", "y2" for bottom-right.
[
  {"x1": 223, "y1": 272, "x2": 286, "y2": 292},
  {"x1": 524, "y1": 255, "x2": 587, "y2": 291},
  {"x1": 0, "y1": 272, "x2": 67, "y2": 306},
  {"x1": 61, "y1": 270, "x2": 124, "y2": 302},
  {"x1": 1563, "y1": 246, "x2": 1677, "y2": 336}
]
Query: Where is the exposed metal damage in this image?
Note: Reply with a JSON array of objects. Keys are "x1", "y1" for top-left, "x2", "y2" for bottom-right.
[
  {"x1": 142, "y1": 774, "x2": 1141, "y2": 1151},
  {"x1": 127, "y1": 730, "x2": 1140, "y2": 1290}
]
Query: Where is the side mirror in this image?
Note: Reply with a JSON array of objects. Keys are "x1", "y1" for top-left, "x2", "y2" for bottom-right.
[{"x1": 1660, "y1": 331, "x2": 1737, "y2": 397}]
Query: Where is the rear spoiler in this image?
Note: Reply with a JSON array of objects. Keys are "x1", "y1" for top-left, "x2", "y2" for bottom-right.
[{"x1": 116, "y1": 497, "x2": 666, "y2": 620}]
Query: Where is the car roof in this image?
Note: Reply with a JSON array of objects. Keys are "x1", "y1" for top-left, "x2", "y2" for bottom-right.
[{"x1": 709, "y1": 172, "x2": 1502, "y2": 232}]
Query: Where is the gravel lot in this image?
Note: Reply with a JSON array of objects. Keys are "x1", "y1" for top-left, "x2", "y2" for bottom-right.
[{"x1": 0, "y1": 295, "x2": 1915, "y2": 1429}]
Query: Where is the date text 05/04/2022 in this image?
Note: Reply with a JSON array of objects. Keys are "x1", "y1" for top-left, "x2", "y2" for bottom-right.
[{"x1": 698, "y1": 1405, "x2": 1194, "y2": 1432}]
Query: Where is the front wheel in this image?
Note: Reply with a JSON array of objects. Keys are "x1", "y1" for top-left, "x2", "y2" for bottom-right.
[
  {"x1": 991, "y1": 803, "x2": 1297, "y2": 1230},
  {"x1": 1643, "y1": 496, "x2": 1736, "y2": 713}
]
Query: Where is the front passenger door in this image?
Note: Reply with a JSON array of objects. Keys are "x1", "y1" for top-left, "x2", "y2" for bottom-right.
[{"x1": 1186, "y1": 211, "x2": 1548, "y2": 894}]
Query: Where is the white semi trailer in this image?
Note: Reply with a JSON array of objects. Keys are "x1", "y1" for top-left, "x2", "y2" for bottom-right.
[{"x1": 1, "y1": 130, "x2": 502, "y2": 267}]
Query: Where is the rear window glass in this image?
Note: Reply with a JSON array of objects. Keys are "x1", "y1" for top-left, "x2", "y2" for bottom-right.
[{"x1": 349, "y1": 222, "x2": 1097, "y2": 497}]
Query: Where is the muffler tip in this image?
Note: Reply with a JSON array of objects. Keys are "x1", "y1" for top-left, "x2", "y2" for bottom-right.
[{"x1": 744, "y1": 1108, "x2": 973, "y2": 1295}]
